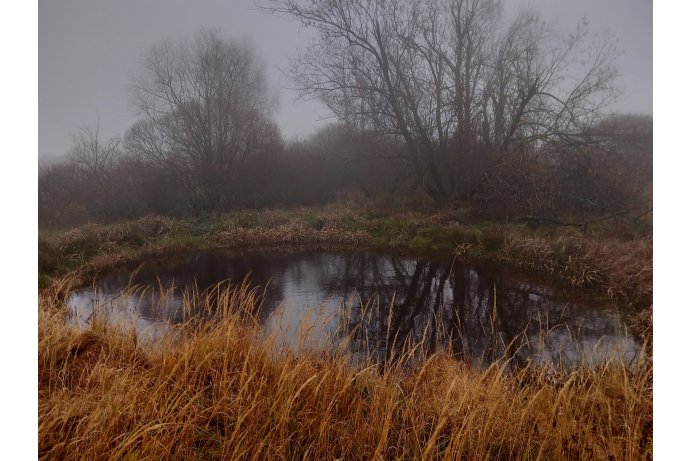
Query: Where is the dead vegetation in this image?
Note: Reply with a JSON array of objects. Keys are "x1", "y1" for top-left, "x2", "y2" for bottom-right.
[
  {"x1": 39, "y1": 280, "x2": 652, "y2": 460},
  {"x1": 214, "y1": 223, "x2": 369, "y2": 247},
  {"x1": 475, "y1": 228, "x2": 653, "y2": 306}
]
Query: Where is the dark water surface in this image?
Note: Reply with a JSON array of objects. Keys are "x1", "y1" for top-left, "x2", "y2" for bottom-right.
[{"x1": 68, "y1": 248, "x2": 640, "y2": 367}]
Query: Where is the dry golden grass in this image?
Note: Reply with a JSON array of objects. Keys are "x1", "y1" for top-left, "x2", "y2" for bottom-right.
[
  {"x1": 454, "y1": 227, "x2": 653, "y2": 306},
  {"x1": 44, "y1": 215, "x2": 181, "y2": 254},
  {"x1": 215, "y1": 224, "x2": 369, "y2": 247},
  {"x1": 39, "y1": 279, "x2": 652, "y2": 460}
]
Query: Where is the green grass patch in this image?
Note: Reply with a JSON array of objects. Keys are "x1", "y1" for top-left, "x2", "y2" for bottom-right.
[{"x1": 409, "y1": 225, "x2": 466, "y2": 251}]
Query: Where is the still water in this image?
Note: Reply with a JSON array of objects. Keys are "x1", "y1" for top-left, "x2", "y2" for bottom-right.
[{"x1": 68, "y1": 248, "x2": 640, "y2": 367}]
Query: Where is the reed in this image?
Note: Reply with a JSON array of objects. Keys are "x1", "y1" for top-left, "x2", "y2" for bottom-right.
[{"x1": 39, "y1": 279, "x2": 652, "y2": 460}]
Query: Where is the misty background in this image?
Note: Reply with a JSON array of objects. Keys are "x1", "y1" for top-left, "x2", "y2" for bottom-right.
[
  {"x1": 39, "y1": 0, "x2": 652, "y2": 163},
  {"x1": 36, "y1": 0, "x2": 654, "y2": 229}
]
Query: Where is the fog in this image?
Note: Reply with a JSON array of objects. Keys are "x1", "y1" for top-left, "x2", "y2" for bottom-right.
[{"x1": 39, "y1": 0, "x2": 651, "y2": 161}]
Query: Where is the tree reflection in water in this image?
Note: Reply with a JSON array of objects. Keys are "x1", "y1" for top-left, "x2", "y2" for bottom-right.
[
  {"x1": 69, "y1": 249, "x2": 640, "y2": 368},
  {"x1": 326, "y1": 252, "x2": 640, "y2": 367}
]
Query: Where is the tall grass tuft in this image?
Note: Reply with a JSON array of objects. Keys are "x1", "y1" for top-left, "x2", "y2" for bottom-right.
[{"x1": 39, "y1": 278, "x2": 652, "y2": 460}]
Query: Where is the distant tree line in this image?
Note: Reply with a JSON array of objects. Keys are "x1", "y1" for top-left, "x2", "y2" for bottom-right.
[{"x1": 39, "y1": 7, "x2": 652, "y2": 230}]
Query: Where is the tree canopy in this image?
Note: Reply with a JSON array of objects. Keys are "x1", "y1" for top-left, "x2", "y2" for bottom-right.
[
  {"x1": 266, "y1": 0, "x2": 619, "y2": 203},
  {"x1": 126, "y1": 29, "x2": 280, "y2": 212}
]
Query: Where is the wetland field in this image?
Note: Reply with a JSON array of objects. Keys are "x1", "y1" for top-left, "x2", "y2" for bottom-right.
[{"x1": 38, "y1": 208, "x2": 652, "y2": 459}]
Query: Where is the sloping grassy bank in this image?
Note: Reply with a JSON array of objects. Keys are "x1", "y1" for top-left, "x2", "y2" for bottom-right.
[
  {"x1": 38, "y1": 206, "x2": 652, "y2": 311},
  {"x1": 39, "y1": 281, "x2": 652, "y2": 460}
]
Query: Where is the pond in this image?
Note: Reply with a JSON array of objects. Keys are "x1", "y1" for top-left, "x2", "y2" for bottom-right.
[{"x1": 68, "y1": 248, "x2": 641, "y2": 368}]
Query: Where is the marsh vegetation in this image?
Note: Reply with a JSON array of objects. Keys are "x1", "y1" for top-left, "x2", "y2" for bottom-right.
[
  {"x1": 38, "y1": 207, "x2": 652, "y2": 459},
  {"x1": 40, "y1": 274, "x2": 651, "y2": 460},
  {"x1": 38, "y1": 0, "x2": 652, "y2": 458}
]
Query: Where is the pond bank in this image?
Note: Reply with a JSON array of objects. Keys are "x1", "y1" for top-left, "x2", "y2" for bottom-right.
[{"x1": 39, "y1": 207, "x2": 652, "y2": 317}]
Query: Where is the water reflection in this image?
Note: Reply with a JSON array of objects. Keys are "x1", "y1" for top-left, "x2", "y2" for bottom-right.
[{"x1": 68, "y1": 249, "x2": 640, "y2": 367}]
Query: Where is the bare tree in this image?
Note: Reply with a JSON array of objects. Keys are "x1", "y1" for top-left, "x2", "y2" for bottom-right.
[
  {"x1": 68, "y1": 120, "x2": 121, "y2": 217},
  {"x1": 265, "y1": 0, "x2": 619, "y2": 205},
  {"x1": 126, "y1": 29, "x2": 280, "y2": 212}
]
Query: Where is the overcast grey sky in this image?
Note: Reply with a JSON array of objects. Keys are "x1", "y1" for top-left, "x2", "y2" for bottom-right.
[{"x1": 38, "y1": 0, "x2": 652, "y2": 160}]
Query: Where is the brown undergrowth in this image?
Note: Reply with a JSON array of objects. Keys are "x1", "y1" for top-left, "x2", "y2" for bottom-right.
[
  {"x1": 453, "y1": 226, "x2": 652, "y2": 338},
  {"x1": 39, "y1": 279, "x2": 652, "y2": 460},
  {"x1": 214, "y1": 223, "x2": 369, "y2": 247}
]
